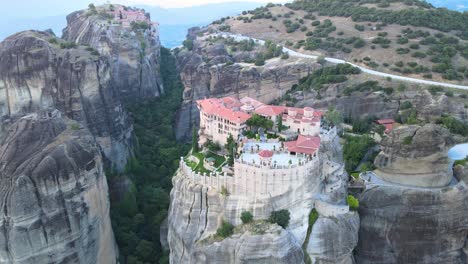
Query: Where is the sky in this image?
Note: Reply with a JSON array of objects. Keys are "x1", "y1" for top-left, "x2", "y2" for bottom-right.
[
  {"x1": 115, "y1": 0, "x2": 284, "y2": 8},
  {"x1": 1, "y1": 0, "x2": 285, "y2": 18}
]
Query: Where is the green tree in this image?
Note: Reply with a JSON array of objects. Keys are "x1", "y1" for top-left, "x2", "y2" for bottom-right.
[
  {"x1": 135, "y1": 240, "x2": 155, "y2": 262},
  {"x1": 277, "y1": 115, "x2": 283, "y2": 132},
  {"x1": 183, "y1": 39, "x2": 194, "y2": 51},
  {"x1": 324, "y1": 106, "x2": 343, "y2": 127},
  {"x1": 269, "y1": 209, "x2": 290, "y2": 228},
  {"x1": 254, "y1": 53, "x2": 266, "y2": 66},
  {"x1": 226, "y1": 134, "x2": 236, "y2": 166},
  {"x1": 246, "y1": 114, "x2": 274, "y2": 131},
  {"x1": 216, "y1": 220, "x2": 234, "y2": 238},
  {"x1": 241, "y1": 211, "x2": 254, "y2": 224},
  {"x1": 192, "y1": 126, "x2": 199, "y2": 152},
  {"x1": 347, "y1": 195, "x2": 359, "y2": 211}
]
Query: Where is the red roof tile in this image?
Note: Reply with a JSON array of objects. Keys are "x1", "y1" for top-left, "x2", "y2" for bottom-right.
[
  {"x1": 254, "y1": 105, "x2": 287, "y2": 117},
  {"x1": 376, "y1": 119, "x2": 395, "y2": 125},
  {"x1": 285, "y1": 135, "x2": 321, "y2": 155},
  {"x1": 197, "y1": 98, "x2": 251, "y2": 123}
]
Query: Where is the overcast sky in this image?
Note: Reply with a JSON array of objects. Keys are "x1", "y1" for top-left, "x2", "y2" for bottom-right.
[
  {"x1": 119, "y1": 0, "x2": 285, "y2": 8},
  {"x1": 2, "y1": 0, "x2": 286, "y2": 18}
]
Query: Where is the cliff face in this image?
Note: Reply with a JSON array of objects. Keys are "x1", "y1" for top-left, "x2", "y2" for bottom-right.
[
  {"x1": 356, "y1": 124, "x2": 468, "y2": 263},
  {"x1": 0, "y1": 30, "x2": 132, "y2": 168},
  {"x1": 356, "y1": 181, "x2": 468, "y2": 264},
  {"x1": 0, "y1": 111, "x2": 117, "y2": 263},
  {"x1": 0, "y1": 4, "x2": 163, "y2": 263},
  {"x1": 62, "y1": 5, "x2": 163, "y2": 98},
  {"x1": 374, "y1": 124, "x2": 455, "y2": 187}
]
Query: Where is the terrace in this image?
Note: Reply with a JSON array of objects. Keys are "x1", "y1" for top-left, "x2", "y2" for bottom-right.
[{"x1": 240, "y1": 141, "x2": 310, "y2": 167}]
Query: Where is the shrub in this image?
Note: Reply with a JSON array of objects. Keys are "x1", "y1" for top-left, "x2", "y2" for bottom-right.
[
  {"x1": 445, "y1": 91, "x2": 454, "y2": 97},
  {"x1": 48, "y1": 38, "x2": 58, "y2": 44},
  {"x1": 131, "y1": 21, "x2": 149, "y2": 31},
  {"x1": 254, "y1": 53, "x2": 265, "y2": 66},
  {"x1": 400, "y1": 101, "x2": 413, "y2": 110},
  {"x1": 409, "y1": 43, "x2": 420, "y2": 49},
  {"x1": 347, "y1": 195, "x2": 359, "y2": 211},
  {"x1": 281, "y1": 52, "x2": 289, "y2": 60},
  {"x1": 397, "y1": 37, "x2": 409, "y2": 44},
  {"x1": 353, "y1": 39, "x2": 366, "y2": 48},
  {"x1": 70, "y1": 123, "x2": 80, "y2": 130},
  {"x1": 354, "y1": 24, "x2": 365, "y2": 31},
  {"x1": 60, "y1": 42, "x2": 77, "y2": 49},
  {"x1": 429, "y1": 86, "x2": 443, "y2": 95},
  {"x1": 436, "y1": 115, "x2": 468, "y2": 136},
  {"x1": 269, "y1": 210, "x2": 290, "y2": 228},
  {"x1": 383, "y1": 87, "x2": 394, "y2": 95},
  {"x1": 403, "y1": 136, "x2": 413, "y2": 145},
  {"x1": 412, "y1": 51, "x2": 426, "y2": 58},
  {"x1": 216, "y1": 221, "x2": 234, "y2": 238},
  {"x1": 240, "y1": 211, "x2": 253, "y2": 224},
  {"x1": 183, "y1": 39, "x2": 194, "y2": 51}
]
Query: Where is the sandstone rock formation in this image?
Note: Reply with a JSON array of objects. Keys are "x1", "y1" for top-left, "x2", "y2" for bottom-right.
[
  {"x1": 63, "y1": 4, "x2": 163, "y2": 98},
  {"x1": 0, "y1": 4, "x2": 163, "y2": 263},
  {"x1": 307, "y1": 212, "x2": 360, "y2": 264},
  {"x1": 0, "y1": 111, "x2": 117, "y2": 263},
  {"x1": 0, "y1": 30, "x2": 132, "y2": 168},
  {"x1": 192, "y1": 224, "x2": 304, "y2": 264},
  {"x1": 374, "y1": 124, "x2": 455, "y2": 187},
  {"x1": 167, "y1": 130, "x2": 359, "y2": 263},
  {"x1": 356, "y1": 181, "x2": 468, "y2": 264},
  {"x1": 356, "y1": 124, "x2": 468, "y2": 263}
]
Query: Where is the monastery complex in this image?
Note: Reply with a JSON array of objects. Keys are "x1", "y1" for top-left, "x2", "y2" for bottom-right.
[
  {"x1": 197, "y1": 96, "x2": 323, "y2": 145},
  {"x1": 179, "y1": 96, "x2": 348, "y2": 222}
]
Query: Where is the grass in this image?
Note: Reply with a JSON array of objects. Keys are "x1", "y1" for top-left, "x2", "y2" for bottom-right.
[
  {"x1": 350, "y1": 172, "x2": 360, "y2": 179},
  {"x1": 192, "y1": 152, "x2": 211, "y2": 174},
  {"x1": 206, "y1": 152, "x2": 226, "y2": 168}
]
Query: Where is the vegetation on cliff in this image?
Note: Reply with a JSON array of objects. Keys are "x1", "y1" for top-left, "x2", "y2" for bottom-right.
[{"x1": 109, "y1": 47, "x2": 189, "y2": 264}]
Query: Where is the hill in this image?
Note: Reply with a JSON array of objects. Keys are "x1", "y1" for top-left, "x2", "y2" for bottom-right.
[{"x1": 212, "y1": 0, "x2": 468, "y2": 85}]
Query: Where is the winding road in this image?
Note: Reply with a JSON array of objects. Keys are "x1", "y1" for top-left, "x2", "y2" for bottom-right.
[{"x1": 216, "y1": 32, "x2": 468, "y2": 90}]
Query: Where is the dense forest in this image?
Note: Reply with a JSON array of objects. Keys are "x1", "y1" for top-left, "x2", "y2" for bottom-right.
[{"x1": 109, "y1": 48, "x2": 189, "y2": 264}]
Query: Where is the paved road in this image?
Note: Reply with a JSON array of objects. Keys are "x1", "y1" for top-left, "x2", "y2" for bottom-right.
[{"x1": 216, "y1": 32, "x2": 468, "y2": 90}]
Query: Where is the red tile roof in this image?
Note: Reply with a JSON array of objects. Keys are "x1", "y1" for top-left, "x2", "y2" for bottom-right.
[
  {"x1": 197, "y1": 98, "x2": 251, "y2": 123},
  {"x1": 376, "y1": 119, "x2": 395, "y2": 125},
  {"x1": 258, "y1": 150, "x2": 274, "y2": 158},
  {"x1": 285, "y1": 135, "x2": 321, "y2": 155},
  {"x1": 254, "y1": 105, "x2": 287, "y2": 117}
]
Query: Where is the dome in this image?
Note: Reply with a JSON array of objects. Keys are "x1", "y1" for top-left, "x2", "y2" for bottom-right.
[{"x1": 258, "y1": 150, "x2": 274, "y2": 158}]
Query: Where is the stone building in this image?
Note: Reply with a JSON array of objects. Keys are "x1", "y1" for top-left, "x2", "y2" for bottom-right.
[{"x1": 197, "y1": 96, "x2": 323, "y2": 145}]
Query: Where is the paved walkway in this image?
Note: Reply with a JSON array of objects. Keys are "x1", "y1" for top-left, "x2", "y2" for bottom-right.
[{"x1": 216, "y1": 32, "x2": 468, "y2": 90}]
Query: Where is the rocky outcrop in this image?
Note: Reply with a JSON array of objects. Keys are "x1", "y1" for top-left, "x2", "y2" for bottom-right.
[
  {"x1": 0, "y1": 30, "x2": 132, "y2": 168},
  {"x1": 62, "y1": 4, "x2": 163, "y2": 98},
  {"x1": 0, "y1": 111, "x2": 117, "y2": 263},
  {"x1": 374, "y1": 124, "x2": 455, "y2": 187},
  {"x1": 192, "y1": 224, "x2": 304, "y2": 263},
  {"x1": 167, "y1": 130, "x2": 359, "y2": 263},
  {"x1": 0, "y1": 4, "x2": 163, "y2": 263},
  {"x1": 356, "y1": 124, "x2": 468, "y2": 263},
  {"x1": 307, "y1": 212, "x2": 360, "y2": 264},
  {"x1": 356, "y1": 180, "x2": 468, "y2": 264},
  {"x1": 175, "y1": 31, "x2": 319, "y2": 141}
]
